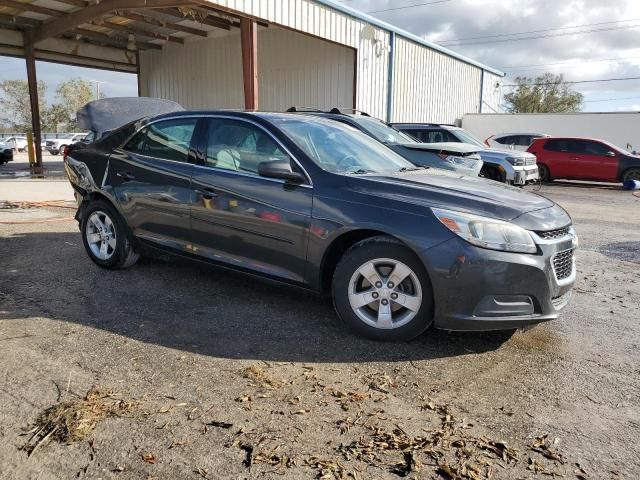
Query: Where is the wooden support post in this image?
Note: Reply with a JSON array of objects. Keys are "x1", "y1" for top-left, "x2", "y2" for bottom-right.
[
  {"x1": 24, "y1": 33, "x2": 43, "y2": 171},
  {"x1": 240, "y1": 17, "x2": 258, "y2": 111}
]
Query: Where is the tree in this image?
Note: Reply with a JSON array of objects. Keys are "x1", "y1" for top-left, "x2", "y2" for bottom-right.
[
  {"x1": 42, "y1": 104, "x2": 69, "y2": 132},
  {"x1": 54, "y1": 78, "x2": 101, "y2": 131},
  {"x1": 0, "y1": 79, "x2": 47, "y2": 131},
  {"x1": 504, "y1": 73, "x2": 583, "y2": 113}
]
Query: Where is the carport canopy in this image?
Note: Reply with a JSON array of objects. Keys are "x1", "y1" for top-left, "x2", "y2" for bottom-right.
[{"x1": 0, "y1": 0, "x2": 263, "y2": 169}]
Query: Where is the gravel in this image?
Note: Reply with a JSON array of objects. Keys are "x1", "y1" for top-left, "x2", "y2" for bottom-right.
[{"x1": 0, "y1": 182, "x2": 638, "y2": 479}]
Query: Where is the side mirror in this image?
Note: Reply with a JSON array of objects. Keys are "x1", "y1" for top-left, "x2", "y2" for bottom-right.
[
  {"x1": 258, "y1": 160, "x2": 306, "y2": 183},
  {"x1": 606, "y1": 151, "x2": 616, "y2": 157}
]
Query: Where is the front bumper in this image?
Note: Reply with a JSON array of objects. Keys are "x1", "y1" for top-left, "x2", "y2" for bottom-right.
[
  {"x1": 421, "y1": 234, "x2": 576, "y2": 331},
  {"x1": 512, "y1": 165, "x2": 539, "y2": 185}
]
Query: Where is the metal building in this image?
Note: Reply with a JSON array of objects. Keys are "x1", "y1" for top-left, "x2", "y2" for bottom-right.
[{"x1": 0, "y1": 0, "x2": 503, "y2": 168}]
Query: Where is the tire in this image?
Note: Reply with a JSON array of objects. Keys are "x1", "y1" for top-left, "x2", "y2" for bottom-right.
[
  {"x1": 480, "y1": 165, "x2": 506, "y2": 183},
  {"x1": 58, "y1": 145, "x2": 67, "y2": 155},
  {"x1": 332, "y1": 236, "x2": 434, "y2": 341},
  {"x1": 538, "y1": 164, "x2": 551, "y2": 183},
  {"x1": 622, "y1": 168, "x2": 640, "y2": 182},
  {"x1": 80, "y1": 199, "x2": 139, "y2": 269}
]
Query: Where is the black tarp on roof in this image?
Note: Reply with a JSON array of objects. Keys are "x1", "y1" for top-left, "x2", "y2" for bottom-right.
[{"x1": 77, "y1": 97, "x2": 184, "y2": 137}]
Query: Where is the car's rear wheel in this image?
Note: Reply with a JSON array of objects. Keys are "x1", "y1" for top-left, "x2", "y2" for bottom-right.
[
  {"x1": 538, "y1": 164, "x2": 551, "y2": 183},
  {"x1": 81, "y1": 200, "x2": 139, "y2": 269},
  {"x1": 332, "y1": 236, "x2": 434, "y2": 341},
  {"x1": 622, "y1": 168, "x2": 640, "y2": 182}
]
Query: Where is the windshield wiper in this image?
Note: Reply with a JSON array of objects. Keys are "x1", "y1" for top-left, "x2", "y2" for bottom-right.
[
  {"x1": 399, "y1": 166, "x2": 428, "y2": 172},
  {"x1": 345, "y1": 169, "x2": 372, "y2": 175}
]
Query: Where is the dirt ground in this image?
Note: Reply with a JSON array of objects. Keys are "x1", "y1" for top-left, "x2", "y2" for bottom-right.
[{"x1": 0, "y1": 179, "x2": 639, "y2": 479}]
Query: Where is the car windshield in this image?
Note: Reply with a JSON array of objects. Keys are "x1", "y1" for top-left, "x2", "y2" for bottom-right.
[
  {"x1": 354, "y1": 117, "x2": 417, "y2": 145},
  {"x1": 274, "y1": 116, "x2": 417, "y2": 174},
  {"x1": 452, "y1": 129, "x2": 485, "y2": 148}
]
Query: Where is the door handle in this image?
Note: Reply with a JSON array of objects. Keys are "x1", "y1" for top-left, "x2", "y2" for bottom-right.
[
  {"x1": 117, "y1": 170, "x2": 135, "y2": 181},
  {"x1": 197, "y1": 187, "x2": 218, "y2": 199}
]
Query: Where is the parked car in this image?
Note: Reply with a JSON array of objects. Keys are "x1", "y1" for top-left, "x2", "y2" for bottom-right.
[
  {"x1": 528, "y1": 137, "x2": 640, "y2": 183},
  {"x1": 4, "y1": 136, "x2": 28, "y2": 152},
  {"x1": 65, "y1": 106, "x2": 577, "y2": 341},
  {"x1": 287, "y1": 108, "x2": 483, "y2": 177},
  {"x1": 45, "y1": 133, "x2": 88, "y2": 155},
  {"x1": 486, "y1": 133, "x2": 550, "y2": 151},
  {"x1": 0, "y1": 140, "x2": 14, "y2": 164},
  {"x1": 392, "y1": 123, "x2": 540, "y2": 185}
]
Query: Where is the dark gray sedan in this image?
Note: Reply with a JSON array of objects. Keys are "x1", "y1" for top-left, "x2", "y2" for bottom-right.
[{"x1": 64, "y1": 110, "x2": 577, "y2": 341}]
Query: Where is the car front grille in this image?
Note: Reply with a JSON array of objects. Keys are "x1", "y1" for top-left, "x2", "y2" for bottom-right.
[
  {"x1": 537, "y1": 226, "x2": 571, "y2": 240},
  {"x1": 525, "y1": 157, "x2": 536, "y2": 166},
  {"x1": 552, "y1": 249, "x2": 574, "y2": 281},
  {"x1": 46, "y1": 141, "x2": 55, "y2": 147}
]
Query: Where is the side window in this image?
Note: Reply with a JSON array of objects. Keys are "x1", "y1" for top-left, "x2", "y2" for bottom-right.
[
  {"x1": 123, "y1": 130, "x2": 147, "y2": 154},
  {"x1": 583, "y1": 141, "x2": 610, "y2": 156},
  {"x1": 145, "y1": 119, "x2": 197, "y2": 162},
  {"x1": 205, "y1": 119, "x2": 291, "y2": 175},
  {"x1": 544, "y1": 139, "x2": 569, "y2": 152},
  {"x1": 496, "y1": 135, "x2": 514, "y2": 145},
  {"x1": 517, "y1": 135, "x2": 533, "y2": 146},
  {"x1": 123, "y1": 119, "x2": 197, "y2": 162}
]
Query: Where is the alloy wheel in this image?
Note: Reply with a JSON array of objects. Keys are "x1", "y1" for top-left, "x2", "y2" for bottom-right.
[
  {"x1": 348, "y1": 258, "x2": 422, "y2": 330},
  {"x1": 85, "y1": 210, "x2": 117, "y2": 260}
]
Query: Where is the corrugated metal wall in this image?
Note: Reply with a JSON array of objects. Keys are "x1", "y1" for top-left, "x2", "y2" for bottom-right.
[
  {"x1": 391, "y1": 36, "x2": 482, "y2": 123},
  {"x1": 139, "y1": 33, "x2": 244, "y2": 109},
  {"x1": 481, "y1": 72, "x2": 503, "y2": 113},
  {"x1": 139, "y1": 26, "x2": 355, "y2": 111},
  {"x1": 139, "y1": 0, "x2": 502, "y2": 123},
  {"x1": 258, "y1": 27, "x2": 354, "y2": 111},
  {"x1": 200, "y1": 0, "x2": 390, "y2": 119}
]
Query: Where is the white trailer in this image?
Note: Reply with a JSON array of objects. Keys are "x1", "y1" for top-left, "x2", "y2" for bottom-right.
[{"x1": 462, "y1": 112, "x2": 640, "y2": 153}]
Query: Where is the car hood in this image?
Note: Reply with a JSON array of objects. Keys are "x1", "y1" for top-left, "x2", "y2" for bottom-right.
[
  {"x1": 399, "y1": 142, "x2": 481, "y2": 154},
  {"x1": 347, "y1": 170, "x2": 571, "y2": 229},
  {"x1": 480, "y1": 147, "x2": 536, "y2": 160}
]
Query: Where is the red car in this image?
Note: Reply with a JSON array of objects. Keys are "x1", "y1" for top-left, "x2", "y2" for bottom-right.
[{"x1": 528, "y1": 137, "x2": 640, "y2": 183}]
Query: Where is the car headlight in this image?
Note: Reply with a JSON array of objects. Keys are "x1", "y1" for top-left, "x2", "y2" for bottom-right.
[
  {"x1": 432, "y1": 208, "x2": 537, "y2": 254},
  {"x1": 506, "y1": 156, "x2": 525, "y2": 166}
]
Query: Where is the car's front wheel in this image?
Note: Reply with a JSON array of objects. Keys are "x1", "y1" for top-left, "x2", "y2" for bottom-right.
[
  {"x1": 622, "y1": 168, "x2": 640, "y2": 183},
  {"x1": 332, "y1": 236, "x2": 434, "y2": 341},
  {"x1": 80, "y1": 200, "x2": 139, "y2": 269}
]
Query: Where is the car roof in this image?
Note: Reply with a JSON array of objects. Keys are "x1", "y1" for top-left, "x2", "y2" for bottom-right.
[
  {"x1": 391, "y1": 123, "x2": 458, "y2": 129},
  {"x1": 495, "y1": 132, "x2": 549, "y2": 137}
]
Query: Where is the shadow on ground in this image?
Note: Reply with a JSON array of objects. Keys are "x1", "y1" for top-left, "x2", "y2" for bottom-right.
[
  {"x1": 0, "y1": 231, "x2": 512, "y2": 363},
  {"x1": 599, "y1": 241, "x2": 640, "y2": 264}
]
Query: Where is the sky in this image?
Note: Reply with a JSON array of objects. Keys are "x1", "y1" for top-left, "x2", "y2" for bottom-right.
[{"x1": 0, "y1": 0, "x2": 639, "y2": 112}]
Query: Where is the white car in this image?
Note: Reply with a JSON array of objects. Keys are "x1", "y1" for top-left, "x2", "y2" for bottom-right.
[
  {"x1": 45, "y1": 133, "x2": 88, "y2": 155},
  {"x1": 485, "y1": 133, "x2": 550, "y2": 151},
  {"x1": 4, "y1": 136, "x2": 28, "y2": 152}
]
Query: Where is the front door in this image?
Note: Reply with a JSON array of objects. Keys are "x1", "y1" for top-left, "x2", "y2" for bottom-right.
[
  {"x1": 190, "y1": 117, "x2": 313, "y2": 284},
  {"x1": 572, "y1": 140, "x2": 619, "y2": 181},
  {"x1": 109, "y1": 117, "x2": 200, "y2": 251}
]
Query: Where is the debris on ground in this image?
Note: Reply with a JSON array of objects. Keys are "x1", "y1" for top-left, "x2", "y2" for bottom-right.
[
  {"x1": 242, "y1": 364, "x2": 283, "y2": 389},
  {"x1": 21, "y1": 387, "x2": 136, "y2": 458}
]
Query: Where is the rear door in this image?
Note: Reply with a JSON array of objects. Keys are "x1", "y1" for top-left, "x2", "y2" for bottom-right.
[
  {"x1": 109, "y1": 117, "x2": 200, "y2": 250},
  {"x1": 190, "y1": 117, "x2": 313, "y2": 284},
  {"x1": 539, "y1": 139, "x2": 575, "y2": 179}
]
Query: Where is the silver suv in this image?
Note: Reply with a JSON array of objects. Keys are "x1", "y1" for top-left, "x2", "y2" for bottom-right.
[{"x1": 392, "y1": 123, "x2": 540, "y2": 185}]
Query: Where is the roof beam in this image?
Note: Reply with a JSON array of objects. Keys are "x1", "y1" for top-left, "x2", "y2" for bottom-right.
[
  {"x1": 157, "y1": 7, "x2": 235, "y2": 30},
  {"x1": 95, "y1": 18, "x2": 184, "y2": 44},
  {"x1": 31, "y1": 0, "x2": 196, "y2": 43},
  {"x1": 115, "y1": 10, "x2": 208, "y2": 37},
  {"x1": 72, "y1": 27, "x2": 162, "y2": 50},
  {"x1": 0, "y1": 0, "x2": 67, "y2": 17}
]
